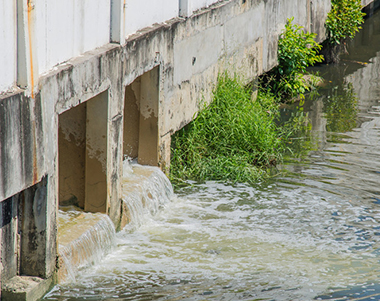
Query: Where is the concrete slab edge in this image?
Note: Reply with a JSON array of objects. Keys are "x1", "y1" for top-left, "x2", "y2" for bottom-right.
[{"x1": 2, "y1": 276, "x2": 54, "y2": 301}]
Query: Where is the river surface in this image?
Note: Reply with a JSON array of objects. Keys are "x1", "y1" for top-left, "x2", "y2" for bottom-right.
[{"x1": 44, "y1": 9, "x2": 380, "y2": 301}]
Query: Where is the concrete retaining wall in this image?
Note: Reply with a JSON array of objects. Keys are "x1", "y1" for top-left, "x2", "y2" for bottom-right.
[{"x1": 1, "y1": 0, "x2": 377, "y2": 299}]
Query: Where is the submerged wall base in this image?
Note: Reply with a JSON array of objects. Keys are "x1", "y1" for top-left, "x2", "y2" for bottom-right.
[{"x1": 2, "y1": 276, "x2": 54, "y2": 301}]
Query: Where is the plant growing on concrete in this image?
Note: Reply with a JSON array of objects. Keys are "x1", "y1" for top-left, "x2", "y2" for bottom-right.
[
  {"x1": 262, "y1": 18, "x2": 323, "y2": 99},
  {"x1": 326, "y1": 0, "x2": 365, "y2": 45},
  {"x1": 170, "y1": 73, "x2": 308, "y2": 185},
  {"x1": 324, "y1": 0, "x2": 365, "y2": 63}
]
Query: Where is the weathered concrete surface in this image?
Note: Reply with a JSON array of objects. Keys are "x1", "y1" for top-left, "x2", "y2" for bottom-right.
[
  {"x1": 0, "y1": 91, "x2": 45, "y2": 200},
  {"x1": 179, "y1": 0, "x2": 221, "y2": 17},
  {"x1": 1, "y1": 0, "x2": 378, "y2": 299},
  {"x1": 0, "y1": 178, "x2": 56, "y2": 282},
  {"x1": 363, "y1": 0, "x2": 380, "y2": 15},
  {"x1": 2, "y1": 276, "x2": 53, "y2": 301}
]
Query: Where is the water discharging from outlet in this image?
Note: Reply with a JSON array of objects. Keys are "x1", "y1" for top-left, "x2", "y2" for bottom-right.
[
  {"x1": 58, "y1": 209, "x2": 116, "y2": 283},
  {"x1": 121, "y1": 160, "x2": 174, "y2": 231},
  {"x1": 57, "y1": 161, "x2": 173, "y2": 283},
  {"x1": 45, "y1": 10, "x2": 380, "y2": 301}
]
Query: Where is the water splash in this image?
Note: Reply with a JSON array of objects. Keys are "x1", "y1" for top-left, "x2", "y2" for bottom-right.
[
  {"x1": 58, "y1": 208, "x2": 116, "y2": 283},
  {"x1": 121, "y1": 160, "x2": 174, "y2": 231}
]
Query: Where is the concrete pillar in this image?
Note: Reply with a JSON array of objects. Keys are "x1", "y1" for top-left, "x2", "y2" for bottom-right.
[
  {"x1": 110, "y1": 0, "x2": 125, "y2": 43},
  {"x1": 179, "y1": 0, "x2": 191, "y2": 17},
  {"x1": 19, "y1": 177, "x2": 49, "y2": 278},
  {"x1": 85, "y1": 91, "x2": 109, "y2": 213},
  {"x1": 123, "y1": 80, "x2": 141, "y2": 159},
  {"x1": 0, "y1": 196, "x2": 19, "y2": 281},
  {"x1": 123, "y1": 67, "x2": 159, "y2": 166},
  {"x1": 58, "y1": 103, "x2": 86, "y2": 209},
  {"x1": 17, "y1": 0, "x2": 39, "y2": 98},
  {"x1": 0, "y1": 177, "x2": 51, "y2": 281},
  {"x1": 138, "y1": 68, "x2": 159, "y2": 166}
]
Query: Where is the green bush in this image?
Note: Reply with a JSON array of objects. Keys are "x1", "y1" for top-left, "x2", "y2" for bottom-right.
[
  {"x1": 170, "y1": 73, "x2": 300, "y2": 185},
  {"x1": 263, "y1": 18, "x2": 323, "y2": 99},
  {"x1": 326, "y1": 0, "x2": 365, "y2": 45}
]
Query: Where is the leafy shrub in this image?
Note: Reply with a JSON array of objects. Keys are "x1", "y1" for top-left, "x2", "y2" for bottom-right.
[
  {"x1": 325, "y1": 0, "x2": 365, "y2": 46},
  {"x1": 262, "y1": 18, "x2": 323, "y2": 99}
]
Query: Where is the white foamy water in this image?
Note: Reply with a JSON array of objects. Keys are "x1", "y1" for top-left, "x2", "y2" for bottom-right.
[
  {"x1": 48, "y1": 174, "x2": 380, "y2": 300},
  {"x1": 121, "y1": 160, "x2": 174, "y2": 231}
]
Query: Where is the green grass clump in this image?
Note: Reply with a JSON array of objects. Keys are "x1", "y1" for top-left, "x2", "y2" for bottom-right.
[{"x1": 170, "y1": 73, "x2": 291, "y2": 185}]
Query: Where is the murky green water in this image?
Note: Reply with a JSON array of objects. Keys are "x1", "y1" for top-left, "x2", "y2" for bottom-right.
[{"x1": 44, "y1": 9, "x2": 380, "y2": 301}]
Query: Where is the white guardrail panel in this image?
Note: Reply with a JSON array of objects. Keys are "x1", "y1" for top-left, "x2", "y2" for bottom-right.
[
  {"x1": 179, "y1": 0, "x2": 221, "y2": 17},
  {"x1": 124, "y1": 0, "x2": 179, "y2": 38},
  {"x1": 35, "y1": 0, "x2": 111, "y2": 75},
  {"x1": 0, "y1": 1, "x2": 17, "y2": 92}
]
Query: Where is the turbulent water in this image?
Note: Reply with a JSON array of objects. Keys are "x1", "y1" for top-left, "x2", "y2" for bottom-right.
[
  {"x1": 58, "y1": 209, "x2": 116, "y2": 283},
  {"x1": 44, "y1": 10, "x2": 380, "y2": 301}
]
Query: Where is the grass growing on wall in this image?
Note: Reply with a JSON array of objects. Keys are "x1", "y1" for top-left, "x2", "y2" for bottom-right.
[{"x1": 170, "y1": 72, "x2": 301, "y2": 185}]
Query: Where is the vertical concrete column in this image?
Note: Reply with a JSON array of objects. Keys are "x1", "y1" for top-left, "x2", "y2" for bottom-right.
[
  {"x1": 19, "y1": 177, "x2": 51, "y2": 278},
  {"x1": 306, "y1": 0, "x2": 312, "y2": 33},
  {"x1": 17, "y1": 0, "x2": 39, "y2": 98},
  {"x1": 0, "y1": 196, "x2": 19, "y2": 281},
  {"x1": 138, "y1": 67, "x2": 159, "y2": 166},
  {"x1": 110, "y1": 0, "x2": 125, "y2": 43},
  {"x1": 58, "y1": 104, "x2": 86, "y2": 208},
  {"x1": 123, "y1": 79, "x2": 141, "y2": 159},
  {"x1": 123, "y1": 78, "x2": 141, "y2": 158},
  {"x1": 85, "y1": 91, "x2": 109, "y2": 213},
  {"x1": 179, "y1": 0, "x2": 191, "y2": 17}
]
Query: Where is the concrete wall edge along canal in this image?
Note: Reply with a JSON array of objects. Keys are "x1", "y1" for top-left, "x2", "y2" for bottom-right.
[{"x1": 0, "y1": 0, "x2": 377, "y2": 299}]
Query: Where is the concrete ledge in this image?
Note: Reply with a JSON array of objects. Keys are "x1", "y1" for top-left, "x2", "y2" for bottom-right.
[{"x1": 2, "y1": 276, "x2": 53, "y2": 301}]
